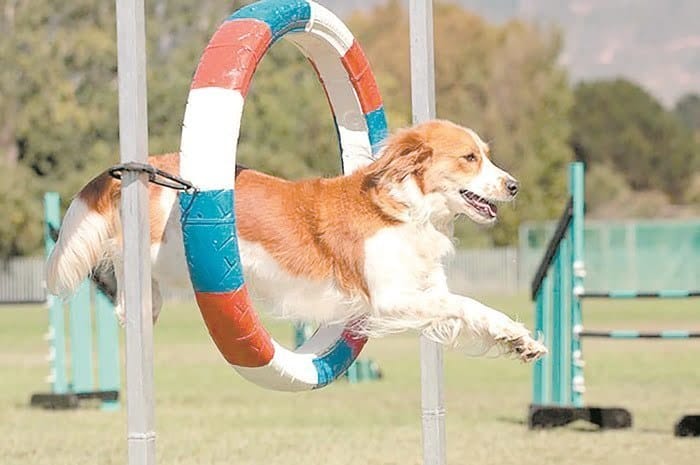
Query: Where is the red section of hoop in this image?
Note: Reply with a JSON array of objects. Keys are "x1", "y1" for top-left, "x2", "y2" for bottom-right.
[
  {"x1": 191, "y1": 19, "x2": 272, "y2": 95},
  {"x1": 195, "y1": 287, "x2": 275, "y2": 367},
  {"x1": 341, "y1": 41, "x2": 383, "y2": 114}
]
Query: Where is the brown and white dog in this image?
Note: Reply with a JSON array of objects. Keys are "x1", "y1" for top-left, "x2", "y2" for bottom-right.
[{"x1": 47, "y1": 120, "x2": 546, "y2": 361}]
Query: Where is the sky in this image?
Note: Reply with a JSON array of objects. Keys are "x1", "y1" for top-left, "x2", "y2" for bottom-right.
[{"x1": 319, "y1": 0, "x2": 700, "y2": 106}]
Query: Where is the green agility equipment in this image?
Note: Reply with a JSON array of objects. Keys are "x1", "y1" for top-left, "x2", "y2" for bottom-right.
[
  {"x1": 529, "y1": 163, "x2": 699, "y2": 435},
  {"x1": 30, "y1": 193, "x2": 121, "y2": 410}
]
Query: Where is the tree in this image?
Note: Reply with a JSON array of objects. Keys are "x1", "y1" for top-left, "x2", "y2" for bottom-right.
[
  {"x1": 0, "y1": 0, "x2": 19, "y2": 166},
  {"x1": 570, "y1": 79, "x2": 699, "y2": 201},
  {"x1": 236, "y1": 41, "x2": 342, "y2": 179},
  {"x1": 0, "y1": 162, "x2": 42, "y2": 257},
  {"x1": 674, "y1": 93, "x2": 700, "y2": 134},
  {"x1": 0, "y1": 0, "x2": 120, "y2": 256},
  {"x1": 0, "y1": 0, "x2": 234, "y2": 257},
  {"x1": 1, "y1": 0, "x2": 575, "y2": 255}
]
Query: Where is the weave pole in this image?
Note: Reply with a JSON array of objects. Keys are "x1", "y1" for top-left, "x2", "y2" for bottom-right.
[
  {"x1": 409, "y1": 1, "x2": 446, "y2": 464},
  {"x1": 115, "y1": 0, "x2": 155, "y2": 464}
]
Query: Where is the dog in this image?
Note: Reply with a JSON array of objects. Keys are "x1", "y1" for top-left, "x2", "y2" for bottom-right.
[{"x1": 47, "y1": 119, "x2": 546, "y2": 361}]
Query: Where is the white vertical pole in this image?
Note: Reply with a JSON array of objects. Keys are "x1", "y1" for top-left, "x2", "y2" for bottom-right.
[
  {"x1": 115, "y1": 1, "x2": 156, "y2": 464},
  {"x1": 409, "y1": 2, "x2": 446, "y2": 465}
]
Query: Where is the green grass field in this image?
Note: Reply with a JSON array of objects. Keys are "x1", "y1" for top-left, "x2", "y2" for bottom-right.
[{"x1": 1, "y1": 295, "x2": 699, "y2": 464}]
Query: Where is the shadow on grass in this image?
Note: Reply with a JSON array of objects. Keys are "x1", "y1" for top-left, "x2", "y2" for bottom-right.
[
  {"x1": 496, "y1": 415, "x2": 670, "y2": 435},
  {"x1": 495, "y1": 415, "x2": 526, "y2": 426}
]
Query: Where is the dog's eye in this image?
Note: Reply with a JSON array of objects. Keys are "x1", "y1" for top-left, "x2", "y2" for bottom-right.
[{"x1": 464, "y1": 153, "x2": 477, "y2": 162}]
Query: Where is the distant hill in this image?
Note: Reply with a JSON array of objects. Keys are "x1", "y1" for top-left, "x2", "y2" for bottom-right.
[{"x1": 318, "y1": 0, "x2": 700, "y2": 106}]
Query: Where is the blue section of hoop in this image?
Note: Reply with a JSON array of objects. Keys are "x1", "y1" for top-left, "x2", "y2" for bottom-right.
[
  {"x1": 366, "y1": 106, "x2": 388, "y2": 154},
  {"x1": 312, "y1": 338, "x2": 354, "y2": 388},
  {"x1": 227, "y1": 0, "x2": 310, "y2": 38},
  {"x1": 179, "y1": 190, "x2": 244, "y2": 293}
]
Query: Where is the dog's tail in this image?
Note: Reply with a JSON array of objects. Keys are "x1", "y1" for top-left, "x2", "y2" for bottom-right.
[{"x1": 46, "y1": 172, "x2": 120, "y2": 296}]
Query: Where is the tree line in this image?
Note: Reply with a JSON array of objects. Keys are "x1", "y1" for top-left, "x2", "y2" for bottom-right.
[{"x1": 1, "y1": 0, "x2": 698, "y2": 257}]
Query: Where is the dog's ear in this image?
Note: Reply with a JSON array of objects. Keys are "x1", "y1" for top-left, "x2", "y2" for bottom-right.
[{"x1": 364, "y1": 127, "x2": 433, "y2": 189}]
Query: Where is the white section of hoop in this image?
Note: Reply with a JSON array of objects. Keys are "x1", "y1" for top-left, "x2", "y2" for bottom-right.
[
  {"x1": 233, "y1": 324, "x2": 346, "y2": 391},
  {"x1": 286, "y1": 34, "x2": 373, "y2": 174},
  {"x1": 180, "y1": 88, "x2": 243, "y2": 190},
  {"x1": 306, "y1": 1, "x2": 354, "y2": 55}
]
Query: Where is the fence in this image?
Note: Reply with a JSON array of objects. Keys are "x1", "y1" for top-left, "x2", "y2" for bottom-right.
[
  {"x1": 3, "y1": 226, "x2": 698, "y2": 304},
  {"x1": 0, "y1": 257, "x2": 46, "y2": 303},
  {"x1": 1, "y1": 248, "x2": 522, "y2": 304},
  {"x1": 446, "y1": 247, "x2": 520, "y2": 294},
  {"x1": 520, "y1": 219, "x2": 700, "y2": 293}
]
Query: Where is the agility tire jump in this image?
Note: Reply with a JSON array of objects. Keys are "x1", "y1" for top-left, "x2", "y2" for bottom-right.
[{"x1": 177, "y1": 0, "x2": 388, "y2": 392}]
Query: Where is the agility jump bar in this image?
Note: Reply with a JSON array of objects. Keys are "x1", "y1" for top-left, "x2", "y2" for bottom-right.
[
  {"x1": 530, "y1": 197, "x2": 573, "y2": 299},
  {"x1": 577, "y1": 329, "x2": 700, "y2": 339},
  {"x1": 579, "y1": 290, "x2": 700, "y2": 299}
]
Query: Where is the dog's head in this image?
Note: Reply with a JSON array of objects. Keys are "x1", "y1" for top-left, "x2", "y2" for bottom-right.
[{"x1": 365, "y1": 120, "x2": 518, "y2": 225}]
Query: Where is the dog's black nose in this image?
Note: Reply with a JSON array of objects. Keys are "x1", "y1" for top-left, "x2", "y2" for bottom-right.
[{"x1": 505, "y1": 178, "x2": 519, "y2": 196}]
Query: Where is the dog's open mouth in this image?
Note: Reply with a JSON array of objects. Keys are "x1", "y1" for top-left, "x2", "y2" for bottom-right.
[{"x1": 459, "y1": 189, "x2": 497, "y2": 219}]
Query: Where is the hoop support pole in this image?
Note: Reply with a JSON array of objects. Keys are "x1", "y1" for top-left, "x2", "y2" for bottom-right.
[
  {"x1": 409, "y1": 1, "x2": 446, "y2": 464},
  {"x1": 115, "y1": 0, "x2": 155, "y2": 463}
]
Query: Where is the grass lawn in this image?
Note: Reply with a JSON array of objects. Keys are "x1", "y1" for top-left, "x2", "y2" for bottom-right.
[{"x1": 1, "y1": 294, "x2": 699, "y2": 464}]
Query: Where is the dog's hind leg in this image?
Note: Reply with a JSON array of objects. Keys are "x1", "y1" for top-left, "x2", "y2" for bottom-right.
[
  {"x1": 112, "y1": 265, "x2": 163, "y2": 325},
  {"x1": 151, "y1": 278, "x2": 163, "y2": 323},
  {"x1": 112, "y1": 257, "x2": 126, "y2": 326}
]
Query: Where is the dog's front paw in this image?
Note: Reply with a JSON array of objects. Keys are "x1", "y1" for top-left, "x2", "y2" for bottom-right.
[
  {"x1": 498, "y1": 332, "x2": 547, "y2": 362},
  {"x1": 489, "y1": 318, "x2": 547, "y2": 362},
  {"x1": 114, "y1": 304, "x2": 126, "y2": 327},
  {"x1": 509, "y1": 335, "x2": 547, "y2": 362}
]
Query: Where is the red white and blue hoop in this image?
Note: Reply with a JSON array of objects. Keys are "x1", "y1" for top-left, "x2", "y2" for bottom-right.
[{"x1": 178, "y1": 0, "x2": 388, "y2": 391}]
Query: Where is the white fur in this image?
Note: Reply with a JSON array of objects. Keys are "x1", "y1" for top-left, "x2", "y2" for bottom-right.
[
  {"x1": 239, "y1": 239, "x2": 366, "y2": 324},
  {"x1": 359, "y1": 178, "x2": 537, "y2": 357},
  {"x1": 361, "y1": 226, "x2": 537, "y2": 356},
  {"x1": 473, "y1": 129, "x2": 516, "y2": 200},
  {"x1": 468, "y1": 156, "x2": 515, "y2": 201},
  {"x1": 46, "y1": 198, "x2": 111, "y2": 297},
  {"x1": 150, "y1": 190, "x2": 189, "y2": 290}
]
